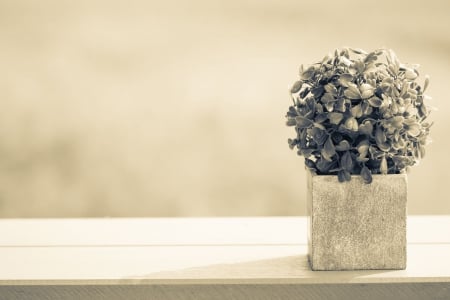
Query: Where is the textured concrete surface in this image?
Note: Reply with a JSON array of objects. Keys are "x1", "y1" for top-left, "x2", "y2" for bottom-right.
[{"x1": 307, "y1": 171, "x2": 407, "y2": 270}]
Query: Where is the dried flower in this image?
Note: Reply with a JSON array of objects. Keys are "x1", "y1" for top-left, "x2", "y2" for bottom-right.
[{"x1": 286, "y1": 48, "x2": 433, "y2": 183}]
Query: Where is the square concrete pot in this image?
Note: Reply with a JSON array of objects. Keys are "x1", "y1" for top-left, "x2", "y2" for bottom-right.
[{"x1": 307, "y1": 170, "x2": 407, "y2": 271}]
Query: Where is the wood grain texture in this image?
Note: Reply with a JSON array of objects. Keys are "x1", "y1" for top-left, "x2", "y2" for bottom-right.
[
  {"x1": 1, "y1": 283, "x2": 449, "y2": 300},
  {"x1": 0, "y1": 217, "x2": 449, "y2": 299}
]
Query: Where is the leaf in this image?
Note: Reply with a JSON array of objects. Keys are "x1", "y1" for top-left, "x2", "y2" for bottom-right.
[
  {"x1": 299, "y1": 87, "x2": 310, "y2": 98},
  {"x1": 334, "y1": 48, "x2": 339, "y2": 57},
  {"x1": 341, "y1": 151, "x2": 353, "y2": 172},
  {"x1": 375, "y1": 126, "x2": 390, "y2": 151},
  {"x1": 315, "y1": 113, "x2": 328, "y2": 123},
  {"x1": 404, "y1": 105, "x2": 417, "y2": 118},
  {"x1": 356, "y1": 156, "x2": 369, "y2": 163},
  {"x1": 388, "y1": 49, "x2": 400, "y2": 68},
  {"x1": 321, "y1": 92, "x2": 335, "y2": 103},
  {"x1": 335, "y1": 98, "x2": 346, "y2": 112},
  {"x1": 338, "y1": 74, "x2": 353, "y2": 87},
  {"x1": 368, "y1": 96, "x2": 383, "y2": 107},
  {"x1": 290, "y1": 81, "x2": 303, "y2": 93},
  {"x1": 316, "y1": 157, "x2": 334, "y2": 173},
  {"x1": 353, "y1": 60, "x2": 365, "y2": 73},
  {"x1": 357, "y1": 140, "x2": 369, "y2": 157},
  {"x1": 397, "y1": 156, "x2": 414, "y2": 169},
  {"x1": 419, "y1": 145, "x2": 426, "y2": 158},
  {"x1": 404, "y1": 69, "x2": 418, "y2": 80},
  {"x1": 364, "y1": 52, "x2": 378, "y2": 64},
  {"x1": 400, "y1": 81, "x2": 409, "y2": 96},
  {"x1": 338, "y1": 170, "x2": 347, "y2": 182},
  {"x1": 286, "y1": 106, "x2": 298, "y2": 117},
  {"x1": 311, "y1": 85, "x2": 324, "y2": 98},
  {"x1": 288, "y1": 138, "x2": 298, "y2": 150},
  {"x1": 380, "y1": 156, "x2": 388, "y2": 175},
  {"x1": 344, "y1": 85, "x2": 361, "y2": 99},
  {"x1": 324, "y1": 84, "x2": 338, "y2": 96},
  {"x1": 361, "y1": 101, "x2": 370, "y2": 114},
  {"x1": 305, "y1": 158, "x2": 316, "y2": 169},
  {"x1": 335, "y1": 140, "x2": 351, "y2": 151},
  {"x1": 360, "y1": 166, "x2": 372, "y2": 184},
  {"x1": 295, "y1": 116, "x2": 314, "y2": 128},
  {"x1": 413, "y1": 146, "x2": 420, "y2": 160},
  {"x1": 424, "y1": 75, "x2": 430, "y2": 92},
  {"x1": 322, "y1": 137, "x2": 336, "y2": 161},
  {"x1": 301, "y1": 148, "x2": 315, "y2": 158},
  {"x1": 314, "y1": 122, "x2": 326, "y2": 130},
  {"x1": 360, "y1": 83, "x2": 374, "y2": 99},
  {"x1": 369, "y1": 145, "x2": 383, "y2": 159},
  {"x1": 344, "y1": 117, "x2": 359, "y2": 131},
  {"x1": 324, "y1": 101, "x2": 334, "y2": 112},
  {"x1": 298, "y1": 129, "x2": 307, "y2": 148},
  {"x1": 358, "y1": 121, "x2": 373, "y2": 135},
  {"x1": 331, "y1": 131, "x2": 343, "y2": 143},
  {"x1": 328, "y1": 112, "x2": 344, "y2": 125},
  {"x1": 329, "y1": 167, "x2": 342, "y2": 173},
  {"x1": 321, "y1": 53, "x2": 332, "y2": 64},
  {"x1": 419, "y1": 103, "x2": 429, "y2": 117},
  {"x1": 391, "y1": 116, "x2": 405, "y2": 129},
  {"x1": 301, "y1": 66, "x2": 315, "y2": 80},
  {"x1": 337, "y1": 168, "x2": 351, "y2": 182},
  {"x1": 310, "y1": 127, "x2": 327, "y2": 145},
  {"x1": 406, "y1": 123, "x2": 421, "y2": 137},
  {"x1": 388, "y1": 63, "x2": 399, "y2": 77},
  {"x1": 392, "y1": 138, "x2": 406, "y2": 150},
  {"x1": 378, "y1": 141, "x2": 391, "y2": 152},
  {"x1": 339, "y1": 56, "x2": 353, "y2": 66},
  {"x1": 350, "y1": 48, "x2": 368, "y2": 55},
  {"x1": 286, "y1": 118, "x2": 296, "y2": 126},
  {"x1": 351, "y1": 104, "x2": 363, "y2": 118},
  {"x1": 375, "y1": 126, "x2": 387, "y2": 144}
]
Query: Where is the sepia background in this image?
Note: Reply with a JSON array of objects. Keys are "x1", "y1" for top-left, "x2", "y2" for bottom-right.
[{"x1": 0, "y1": 0, "x2": 448, "y2": 217}]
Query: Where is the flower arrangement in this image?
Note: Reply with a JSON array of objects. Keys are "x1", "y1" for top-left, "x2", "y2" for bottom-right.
[{"x1": 286, "y1": 48, "x2": 432, "y2": 183}]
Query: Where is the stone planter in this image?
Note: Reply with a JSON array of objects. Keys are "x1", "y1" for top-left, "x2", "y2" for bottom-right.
[{"x1": 307, "y1": 170, "x2": 407, "y2": 271}]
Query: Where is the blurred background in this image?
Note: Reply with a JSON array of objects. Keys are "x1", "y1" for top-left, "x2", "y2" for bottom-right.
[{"x1": 0, "y1": 0, "x2": 448, "y2": 217}]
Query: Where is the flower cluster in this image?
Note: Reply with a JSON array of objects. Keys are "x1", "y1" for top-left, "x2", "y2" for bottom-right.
[{"x1": 286, "y1": 48, "x2": 432, "y2": 183}]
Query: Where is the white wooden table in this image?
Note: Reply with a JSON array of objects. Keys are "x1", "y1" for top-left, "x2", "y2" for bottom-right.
[{"x1": 0, "y1": 216, "x2": 449, "y2": 299}]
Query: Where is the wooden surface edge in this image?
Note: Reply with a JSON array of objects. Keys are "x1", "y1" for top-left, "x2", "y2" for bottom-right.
[
  {"x1": 1, "y1": 282, "x2": 449, "y2": 300},
  {"x1": 2, "y1": 275, "x2": 450, "y2": 286}
]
